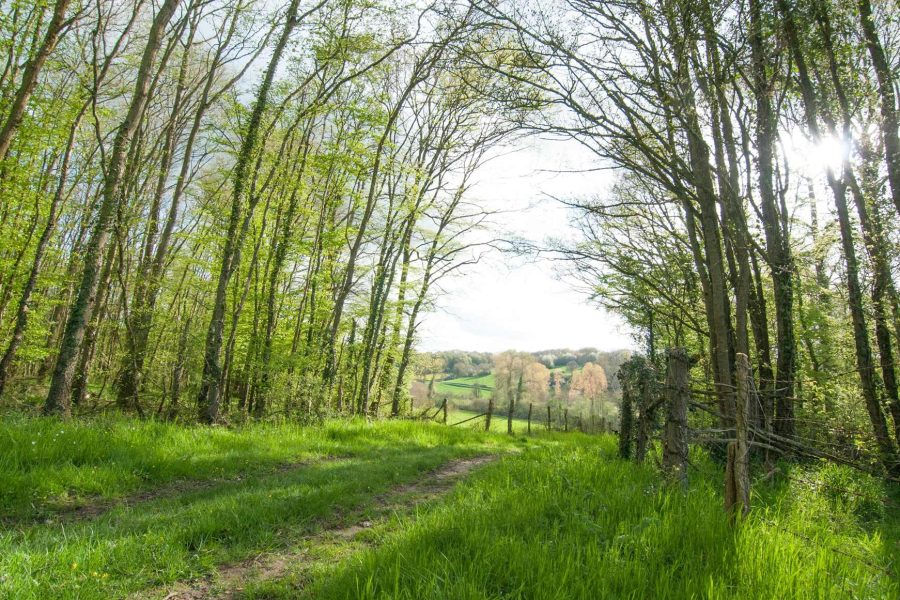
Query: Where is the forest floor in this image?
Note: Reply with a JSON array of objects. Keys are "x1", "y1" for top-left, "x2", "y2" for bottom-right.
[{"x1": 1, "y1": 415, "x2": 898, "y2": 599}]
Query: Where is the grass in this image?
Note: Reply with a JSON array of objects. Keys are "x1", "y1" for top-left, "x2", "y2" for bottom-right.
[
  {"x1": 0, "y1": 414, "x2": 515, "y2": 521},
  {"x1": 251, "y1": 436, "x2": 900, "y2": 600},
  {"x1": 448, "y1": 408, "x2": 532, "y2": 434},
  {"x1": 0, "y1": 416, "x2": 522, "y2": 599},
  {"x1": 2, "y1": 415, "x2": 898, "y2": 599},
  {"x1": 434, "y1": 373, "x2": 496, "y2": 397}
]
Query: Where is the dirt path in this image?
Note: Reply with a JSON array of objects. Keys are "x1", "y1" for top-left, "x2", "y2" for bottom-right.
[{"x1": 149, "y1": 454, "x2": 498, "y2": 600}]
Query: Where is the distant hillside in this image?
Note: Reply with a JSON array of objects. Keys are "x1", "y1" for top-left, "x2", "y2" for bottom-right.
[{"x1": 418, "y1": 348, "x2": 631, "y2": 392}]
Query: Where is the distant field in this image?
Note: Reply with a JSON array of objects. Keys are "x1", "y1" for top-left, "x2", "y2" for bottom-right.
[
  {"x1": 434, "y1": 373, "x2": 495, "y2": 397},
  {"x1": 448, "y1": 408, "x2": 532, "y2": 433},
  {"x1": 432, "y1": 366, "x2": 576, "y2": 398}
]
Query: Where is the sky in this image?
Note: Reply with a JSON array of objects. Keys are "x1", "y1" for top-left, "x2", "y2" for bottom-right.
[{"x1": 416, "y1": 136, "x2": 636, "y2": 353}]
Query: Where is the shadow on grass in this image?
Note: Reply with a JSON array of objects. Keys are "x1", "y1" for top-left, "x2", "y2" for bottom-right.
[
  {"x1": 290, "y1": 446, "x2": 897, "y2": 600},
  {"x1": 0, "y1": 443, "x2": 487, "y2": 600},
  {"x1": 0, "y1": 416, "x2": 498, "y2": 520}
]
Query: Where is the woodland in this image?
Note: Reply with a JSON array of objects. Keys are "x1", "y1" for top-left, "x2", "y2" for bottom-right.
[{"x1": 1, "y1": 0, "x2": 900, "y2": 598}]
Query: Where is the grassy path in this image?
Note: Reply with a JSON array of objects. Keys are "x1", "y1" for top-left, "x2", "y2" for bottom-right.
[
  {"x1": 0, "y1": 418, "x2": 518, "y2": 599},
  {"x1": 154, "y1": 455, "x2": 498, "y2": 599},
  {"x1": 5, "y1": 458, "x2": 334, "y2": 527},
  {"x1": 244, "y1": 436, "x2": 899, "y2": 600}
]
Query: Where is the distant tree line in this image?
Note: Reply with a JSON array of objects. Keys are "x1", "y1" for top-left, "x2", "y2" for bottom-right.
[
  {"x1": 420, "y1": 347, "x2": 630, "y2": 392},
  {"x1": 417, "y1": 348, "x2": 629, "y2": 422}
]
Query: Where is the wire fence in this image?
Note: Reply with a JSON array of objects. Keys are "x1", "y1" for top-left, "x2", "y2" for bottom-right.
[{"x1": 618, "y1": 350, "x2": 900, "y2": 582}]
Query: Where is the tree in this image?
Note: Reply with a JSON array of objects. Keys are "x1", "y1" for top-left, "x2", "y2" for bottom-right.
[
  {"x1": 44, "y1": 0, "x2": 182, "y2": 418},
  {"x1": 570, "y1": 362, "x2": 608, "y2": 420},
  {"x1": 523, "y1": 361, "x2": 550, "y2": 404}
]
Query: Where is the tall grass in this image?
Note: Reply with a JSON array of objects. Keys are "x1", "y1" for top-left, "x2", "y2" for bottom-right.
[
  {"x1": 295, "y1": 435, "x2": 898, "y2": 600},
  {"x1": 2, "y1": 415, "x2": 896, "y2": 599},
  {"x1": 0, "y1": 414, "x2": 512, "y2": 520},
  {"x1": 0, "y1": 415, "x2": 521, "y2": 599}
]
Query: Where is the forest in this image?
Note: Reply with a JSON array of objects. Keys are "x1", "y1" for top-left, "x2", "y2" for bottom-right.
[{"x1": 1, "y1": 0, "x2": 900, "y2": 598}]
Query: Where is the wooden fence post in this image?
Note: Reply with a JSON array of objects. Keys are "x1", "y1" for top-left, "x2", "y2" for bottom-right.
[
  {"x1": 564, "y1": 408, "x2": 568, "y2": 432},
  {"x1": 731, "y1": 353, "x2": 751, "y2": 517},
  {"x1": 634, "y1": 361, "x2": 656, "y2": 463},
  {"x1": 618, "y1": 366, "x2": 634, "y2": 458},
  {"x1": 547, "y1": 405, "x2": 552, "y2": 431},
  {"x1": 662, "y1": 348, "x2": 690, "y2": 487},
  {"x1": 725, "y1": 441, "x2": 737, "y2": 515},
  {"x1": 527, "y1": 402, "x2": 533, "y2": 434},
  {"x1": 485, "y1": 395, "x2": 494, "y2": 432},
  {"x1": 442, "y1": 398, "x2": 448, "y2": 425}
]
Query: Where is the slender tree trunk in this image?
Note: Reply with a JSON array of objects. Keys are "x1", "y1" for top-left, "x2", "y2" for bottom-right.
[
  {"x1": 0, "y1": 102, "x2": 85, "y2": 397},
  {"x1": 117, "y1": 20, "x2": 195, "y2": 410},
  {"x1": 388, "y1": 231, "x2": 413, "y2": 416},
  {"x1": 856, "y1": 0, "x2": 900, "y2": 218},
  {"x1": 748, "y1": 250, "x2": 775, "y2": 428},
  {"x1": 196, "y1": 0, "x2": 303, "y2": 423},
  {"x1": 749, "y1": 0, "x2": 796, "y2": 437},
  {"x1": 71, "y1": 241, "x2": 117, "y2": 407},
  {"x1": 667, "y1": 3, "x2": 734, "y2": 422},
  {"x1": 44, "y1": 0, "x2": 180, "y2": 418},
  {"x1": 257, "y1": 127, "x2": 313, "y2": 418},
  {"x1": 0, "y1": 0, "x2": 72, "y2": 160}
]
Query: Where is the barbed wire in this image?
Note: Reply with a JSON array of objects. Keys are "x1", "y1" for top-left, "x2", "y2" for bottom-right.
[{"x1": 687, "y1": 400, "x2": 877, "y2": 458}]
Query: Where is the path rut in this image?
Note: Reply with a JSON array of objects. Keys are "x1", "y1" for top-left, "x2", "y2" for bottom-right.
[{"x1": 150, "y1": 454, "x2": 498, "y2": 600}]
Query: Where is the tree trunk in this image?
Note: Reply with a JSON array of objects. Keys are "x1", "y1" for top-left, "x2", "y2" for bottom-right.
[
  {"x1": 0, "y1": 0, "x2": 72, "y2": 160},
  {"x1": 749, "y1": 0, "x2": 796, "y2": 437},
  {"x1": 44, "y1": 0, "x2": 180, "y2": 418},
  {"x1": 197, "y1": 0, "x2": 303, "y2": 424},
  {"x1": 667, "y1": 4, "x2": 734, "y2": 423},
  {"x1": 856, "y1": 0, "x2": 900, "y2": 218}
]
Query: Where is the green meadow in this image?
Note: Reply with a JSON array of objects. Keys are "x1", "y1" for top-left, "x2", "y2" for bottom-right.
[
  {"x1": 433, "y1": 373, "x2": 497, "y2": 397},
  {"x1": 1, "y1": 415, "x2": 896, "y2": 599}
]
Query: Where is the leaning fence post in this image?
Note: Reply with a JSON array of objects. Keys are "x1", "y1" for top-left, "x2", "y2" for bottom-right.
[
  {"x1": 547, "y1": 405, "x2": 552, "y2": 431},
  {"x1": 527, "y1": 402, "x2": 533, "y2": 434},
  {"x1": 485, "y1": 395, "x2": 494, "y2": 432},
  {"x1": 662, "y1": 348, "x2": 690, "y2": 487},
  {"x1": 732, "y1": 353, "x2": 751, "y2": 517},
  {"x1": 564, "y1": 408, "x2": 569, "y2": 432},
  {"x1": 442, "y1": 398, "x2": 448, "y2": 425}
]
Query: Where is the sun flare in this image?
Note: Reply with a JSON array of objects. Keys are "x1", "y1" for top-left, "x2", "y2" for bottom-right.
[{"x1": 781, "y1": 128, "x2": 847, "y2": 174}]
